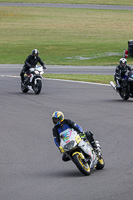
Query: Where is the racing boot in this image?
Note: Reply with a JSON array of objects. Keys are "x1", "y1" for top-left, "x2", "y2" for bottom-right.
[
  {"x1": 20, "y1": 79, "x2": 25, "y2": 88},
  {"x1": 20, "y1": 75, "x2": 25, "y2": 85},
  {"x1": 20, "y1": 70, "x2": 25, "y2": 85},
  {"x1": 91, "y1": 141, "x2": 102, "y2": 158}
]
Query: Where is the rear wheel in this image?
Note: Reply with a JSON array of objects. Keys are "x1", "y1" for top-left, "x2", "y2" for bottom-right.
[
  {"x1": 95, "y1": 157, "x2": 105, "y2": 170},
  {"x1": 119, "y1": 90, "x2": 129, "y2": 100},
  {"x1": 33, "y1": 80, "x2": 42, "y2": 94},
  {"x1": 72, "y1": 153, "x2": 91, "y2": 176}
]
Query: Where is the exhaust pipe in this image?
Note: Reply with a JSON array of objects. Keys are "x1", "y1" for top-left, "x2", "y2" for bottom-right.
[{"x1": 110, "y1": 81, "x2": 116, "y2": 91}]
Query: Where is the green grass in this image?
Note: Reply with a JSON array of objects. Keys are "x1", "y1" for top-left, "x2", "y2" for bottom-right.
[
  {"x1": 0, "y1": 6, "x2": 133, "y2": 65},
  {"x1": 0, "y1": 0, "x2": 133, "y2": 6},
  {"x1": 43, "y1": 74, "x2": 114, "y2": 84}
]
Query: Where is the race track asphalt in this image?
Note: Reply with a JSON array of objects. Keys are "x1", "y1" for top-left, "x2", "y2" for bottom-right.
[
  {"x1": 1, "y1": 3, "x2": 133, "y2": 200},
  {"x1": 0, "y1": 3, "x2": 133, "y2": 10},
  {"x1": 0, "y1": 64, "x2": 115, "y2": 75},
  {"x1": 0, "y1": 67, "x2": 133, "y2": 200}
]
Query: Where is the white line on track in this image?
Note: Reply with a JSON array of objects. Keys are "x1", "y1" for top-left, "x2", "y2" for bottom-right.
[{"x1": 46, "y1": 78, "x2": 110, "y2": 86}]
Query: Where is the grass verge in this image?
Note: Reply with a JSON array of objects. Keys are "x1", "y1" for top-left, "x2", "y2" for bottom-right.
[
  {"x1": 0, "y1": 6, "x2": 133, "y2": 65},
  {"x1": 43, "y1": 74, "x2": 114, "y2": 84}
]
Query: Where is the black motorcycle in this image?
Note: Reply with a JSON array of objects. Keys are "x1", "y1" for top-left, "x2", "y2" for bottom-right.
[
  {"x1": 21, "y1": 65, "x2": 44, "y2": 95},
  {"x1": 110, "y1": 70, "x2": 133, "y2": 100}
]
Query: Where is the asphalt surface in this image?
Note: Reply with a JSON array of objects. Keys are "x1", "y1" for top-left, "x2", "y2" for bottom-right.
[
  {"x1": 0, "y1": 67, "x2": 133, "y2": 200},
  {"x1": 0, "y1": 64, "x2": 115, "y2": 75},
  {"x1": 0, "y1": 3, "x2": 133, "y2": 10},
  {"x1": 1, "y1": 3, "x2": 133, "y2": 200}
]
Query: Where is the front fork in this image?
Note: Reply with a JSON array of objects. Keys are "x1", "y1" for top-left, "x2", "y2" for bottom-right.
[
  {"x1": 30, "y1": 74, "x2": 34, "y2": 83},
  {"x1": 116, "y1": 79, "x2": 120, "y2": 88}
]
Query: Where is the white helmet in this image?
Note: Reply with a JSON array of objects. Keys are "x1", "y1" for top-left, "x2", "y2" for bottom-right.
[
  {"x1": 32, "y1": 49, "x2": 39, "y2": 56},
  {"x1": 119, "y1": 58, "x2": 127, "y2": 68}
]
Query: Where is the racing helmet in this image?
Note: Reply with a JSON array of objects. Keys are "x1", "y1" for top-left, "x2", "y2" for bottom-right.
[
  {"x1": 32, "y1": 49, "x2": 39, "y2": 56},
  {"x1": 52, "y1": 111, "x2": 64, "y2": 125},
  {"x1": 119, "y1": 58, "x2": 127, "y2": 68}
]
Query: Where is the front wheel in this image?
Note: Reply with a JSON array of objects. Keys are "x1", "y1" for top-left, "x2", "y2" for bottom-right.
[
  {"x1": 119, "y1": 90, "x2": 129, "y2": 100},
  {"x1": 33, "y1": 79, "x2": 42, "y2": 94},
  {"x1": 72, "y1": 153, "x2": 91, "y2": 176}
]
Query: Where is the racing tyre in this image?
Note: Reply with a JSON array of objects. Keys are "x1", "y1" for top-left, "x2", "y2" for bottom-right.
[
  {"x1": 33, "y1": 80, "x2": 42, "y2": 94},
  {"x1": 119, "y1": 90, "x2": 129, "y2": 100},
  {"x1": 72, "y1": 153, "x2": 91, "y2": 176},
  {"x1": 95, "y1": 157, "x2": 105, "y2": 170},
  {"x1": 21, "y1": 82, "x2": 29, "y2": 93}
]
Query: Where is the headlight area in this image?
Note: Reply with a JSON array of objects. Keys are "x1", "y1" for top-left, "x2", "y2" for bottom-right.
[
  {"x1": 64, "y1": 141, "x2": 75, "y2": 151},
  {"x1": 35, "y1": 71, "x2": 39, "y2": 74}
]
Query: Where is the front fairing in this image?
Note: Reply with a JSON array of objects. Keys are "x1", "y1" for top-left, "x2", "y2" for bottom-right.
[
  {"x1": 29, "y1": 65, "x2": 44, "y2": 76},
  {"x1": 34, "y1": 65, "x2": 44, "y2": 75},
  {"x1": 60, "y1": 129, "x2": 95, "y2": 157},
  {"x1": 60, "y1": 128, "x2": 98, "y2": 168},
  {"x1": 27, "y1": 65, "x2": 43, "y2": 84},
  {"x1": 60, "y1": 129, "x2": 78, "y2": 151},
  {"x1": 121, "y1": 71, "x2": 133, "y2": 95}
]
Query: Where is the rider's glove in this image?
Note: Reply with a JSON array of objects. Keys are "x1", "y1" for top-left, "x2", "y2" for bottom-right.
[
  {"x1": 59, "y1": 146, "x2": 65, "y2": 153},
  {"x1": 79, "y1": 132, "x2": 86, "y2": 139}
]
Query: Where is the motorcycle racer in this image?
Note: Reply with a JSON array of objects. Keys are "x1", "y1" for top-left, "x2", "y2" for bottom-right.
[
  {"x1": 114, "y1": 58, "x2": 132, "y2": 90},
  {"x1": 20, "y1": 49, "x2": 46, "y2": 84},
  {"x1": 52, "y1": 111, "x2": 101, "y2": 161}
]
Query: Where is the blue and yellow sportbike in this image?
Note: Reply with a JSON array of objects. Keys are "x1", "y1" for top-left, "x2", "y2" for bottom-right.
[{"x1": 60, "y1": 128, "x2": 105, "y2": 176}]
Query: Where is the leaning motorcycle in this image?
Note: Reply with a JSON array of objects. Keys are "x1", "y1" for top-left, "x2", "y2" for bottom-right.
[
  {"x1": 110, "y1": 70, "x2": 133, "y2": 100},
  {"x1": 21, "y1": 65, "x2": 44, "y2": 94},
  {"x1": 60, "y1": 128, "x2": 105, "y2": 176}
]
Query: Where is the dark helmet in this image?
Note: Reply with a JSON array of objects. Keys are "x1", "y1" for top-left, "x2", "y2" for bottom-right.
[
  {"x1": 32, "y1": 49, "x2": 39, "y2": 56},
  {"x1": 119, "y1": 58, "x2": 127, "y2": 68},
  {"x1": 52, "y1": 111, "x2": 64, "y2": 125}
]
